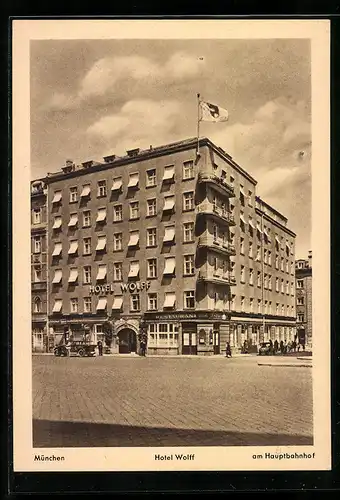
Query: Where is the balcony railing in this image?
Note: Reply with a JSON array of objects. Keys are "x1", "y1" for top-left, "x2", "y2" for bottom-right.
[
  {"x1": 198, "y1": 172, "x2": 235, "y2": 197},
  {"x1": 31, "y1": 281, "x2": 47, "y2": 291},
  {"x1": 198, "y1": 235, "x2": 236, "y2": 256},
  {"x1": 197, "y1": 270, "x2": 236, "y2": 286},
  {"x1": 197, "y1": 203, "x2": 235, "y2": 225}
]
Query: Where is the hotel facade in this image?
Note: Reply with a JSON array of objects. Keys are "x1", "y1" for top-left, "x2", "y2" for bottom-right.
[{"x1": 31, "y1": 137, "x2": 297, "y2": 355}]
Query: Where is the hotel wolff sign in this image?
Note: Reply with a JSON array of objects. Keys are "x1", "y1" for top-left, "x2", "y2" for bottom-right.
[{"x1": 89, "y1": 282, "x2": 151, "y2": 295}]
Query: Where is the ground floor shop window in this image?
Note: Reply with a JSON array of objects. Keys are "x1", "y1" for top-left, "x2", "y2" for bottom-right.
[{"x1": 148, "y1": 323, "x2": 179, "y2": 347}]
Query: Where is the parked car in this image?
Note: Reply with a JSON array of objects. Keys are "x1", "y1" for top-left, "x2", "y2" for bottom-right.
[
  {"x1": 258, "y1": 341, "x2": 271, "y2": 356},
  {"x1": 54, "y1": 340, "x2": 96, "y2": 357}
]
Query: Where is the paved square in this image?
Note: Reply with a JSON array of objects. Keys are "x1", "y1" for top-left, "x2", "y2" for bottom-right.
[{"x1": 32, "y1": 355, "x2": 313, "y2": 447}]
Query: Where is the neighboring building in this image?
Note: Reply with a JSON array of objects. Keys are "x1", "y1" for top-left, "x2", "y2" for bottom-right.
[
  {"x1": 31, "y1": 179, "x2": 49, "y2": 352},
  {"x1": 295, "y1": 251, "x2": 313, "y2": 349},
  {"x1": 31, "y1": 137, "x2": 297, "y2": 355}
]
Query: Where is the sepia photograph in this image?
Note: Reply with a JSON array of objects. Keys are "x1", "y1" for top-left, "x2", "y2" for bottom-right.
[{"x1": 12, "y1": 19, "x2": 330, "y2": 472}]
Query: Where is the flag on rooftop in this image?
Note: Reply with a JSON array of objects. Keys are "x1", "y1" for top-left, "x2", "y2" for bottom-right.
[{"x1": 199, "y1": 100, "x2": 229, "y2": 123}]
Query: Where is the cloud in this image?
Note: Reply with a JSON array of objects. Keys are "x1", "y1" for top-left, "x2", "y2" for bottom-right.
[
  {"x1": 42, "y1": 92, "x2": 80, "y2": 111},
  {"x1": 86, "y1": 99, "x2": 182, "y2": 155},
  {"x1": 79, "y1": 52, "x2": 205, "y2": 99}
]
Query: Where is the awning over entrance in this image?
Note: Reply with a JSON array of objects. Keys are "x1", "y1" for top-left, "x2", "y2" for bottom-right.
[
  {"x1": 112, "y1": 177, "x2": 122, "y2": 190},
  {"x1": 112, "y1": 296, "x2": 123, "y2": 310},
  {"x1": 163, "y1": 257, "x2": 176, "y2": 275}
]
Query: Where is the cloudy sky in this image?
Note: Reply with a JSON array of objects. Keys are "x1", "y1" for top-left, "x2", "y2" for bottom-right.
[{"x1": 30, "y1": 39, "x2": 311, "y2": 258}]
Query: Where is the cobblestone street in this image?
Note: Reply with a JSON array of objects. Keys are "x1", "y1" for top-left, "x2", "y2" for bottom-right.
[{"x1": 32, "y1": 355, "x2": 313, "y2": 448}]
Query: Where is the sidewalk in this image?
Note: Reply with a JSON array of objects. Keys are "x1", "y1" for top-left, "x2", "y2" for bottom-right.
[{"x1": 258, "y1": 356, "x2": 312, "y2": 368}]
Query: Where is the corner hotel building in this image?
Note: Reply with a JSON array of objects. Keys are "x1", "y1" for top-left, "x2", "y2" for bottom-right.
[{"x1": 31, "y1": 137, "x2": 297, "y2": 355}]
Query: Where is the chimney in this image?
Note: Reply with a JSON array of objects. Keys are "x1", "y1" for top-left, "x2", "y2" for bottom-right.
[
  {"x1": 308, "y1": 250, "x2": 312, "y2": 268},
  {"x1": 103, "y1": 154, "x2": 116, "y2": 163},
  {"x1": 127, "y1": 148, "x2": 140, "y2": 157}
]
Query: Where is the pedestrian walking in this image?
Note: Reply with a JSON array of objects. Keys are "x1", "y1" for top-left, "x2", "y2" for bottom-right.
[
  {"x1": 280, "y1": 340, "x2": 284, "y2": 355},
  {"x1": 274, "y1": 339, "x2": 279, "y2": 354},
  {"x1": 225, "y1": 342, "x2": 232, "y2": 358},
  {"x1": 97, "y1": 340, "x2": 103, "y2": 356},
  {"x1": 269, "y1": 339, "x2": 274, "y2": 355},
  {"x1": 140, "y1": 335, "x2": 147, "y2": 357}
]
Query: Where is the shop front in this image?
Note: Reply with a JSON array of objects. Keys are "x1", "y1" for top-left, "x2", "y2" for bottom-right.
[{"x1": 143, "y1": 311, "x2": 230, "y2": 356}]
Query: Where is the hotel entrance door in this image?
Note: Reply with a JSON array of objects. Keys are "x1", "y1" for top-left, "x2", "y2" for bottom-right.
[{"x1": 118, "y1": 328, "x2": 137, "y2": 354}]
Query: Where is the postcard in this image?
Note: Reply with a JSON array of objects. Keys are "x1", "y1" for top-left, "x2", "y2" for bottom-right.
[{"x1": 12, "y1": 18, "x2": 331, "y2": 472}]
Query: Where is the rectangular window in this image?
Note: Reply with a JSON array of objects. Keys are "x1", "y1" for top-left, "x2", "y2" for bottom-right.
[
  {"x1": 257, "y1": 299, "x2": 261, "y2": 314},
  {"x1": 113, "y1": 205, "x2": 123, "y2": 222},
  {"x1": 268, "y1": 301, "x2": 272, "y2": 314},
  {"x1": 69, "y1": 187, "x2": 78, "y2": 203},
  {"x1": 249, "y1": 298, "x2": 254, "y2": 312},
  {"x1": 248, "y1": 190, "x2": 253, "y2": 206},
  {"x1": 249, "y1": 241, "x2": 253, "y2": 258},
  {"x1": 286, "y1": 260, "x2": 289, "y2": 273},
  {"x1": 83, "y1": 266, "x2": 91, "y2": 284},
  {"x1": 52, "y1": 190, "x2": 62, "y2": 204},
  {"x1": 183, "y1": 222, "x2": 194, "y2": 242},
  {"x1": 96, "y1": 264, "x2": 107, "y2": 281},
  {"x1": 111, "y1": 177, "x2": 122, "y2": 191},
  {"x1": 281, "y1": 305, "x2": 285, "y2": 316},
  {"x1": 68, "y1": 268, "x2": 78, "y2": 283},
  {"x1": 113, "y1": 233, "x2": 123, "y2": 251},
  {"x1": 184, "y1": 255, "x2": 195, "y2": 275},
  {"x1": 148, "y1": 293, "x2": 158, "y2": 311},
  {"x1": 130, "y1": 201, "x2": 139, "y2": 219},
  {"x1": 33, "y1": 236, "x2": 41, "y2": 253},
  {"x1": 264, "y1": 274, "x2": 268, "y2": 289},
  {"x1": 213, "y1": 224, "x2": 218, "y2": 242},
  {"x1": 68, "y1": 214, "x2": 78, "y2": 228},
  {"x1": 286, "y1": 281, "x2": 289, "y2": 294},
  {"x1": 130, "y1": 294, "x2": 141, "y2": 312},
  {"x1": 147, "y1": 228, "x2": 157, "y2": 247},
  {"x1": 146, "y1": 169, "x2": 156, "y2": 187},
  {"x1": 213, "y1": 256, "x2": 218, "y2": 273},
  {"x1": 84, "y1": 297, "x2": 92, "y2": 313},
  {"x1": 240, "y1": 237, "x2": 245, "y2": 254},
  {"x1": 297, "y1": 297, "x2": 304, "y2": 305},
  {"x1": 264, "y1": 249, "x2": 267, "y2": 264},
  {"x1": 83, "y1": 210, "x2": 91, "y2": 227},
  {"x1": 183, "y1": 160, "x2": 194, "y2": 179},
  {"x1": 298, "y1": 313, "x2": 305, "y2": 322},
  {"x1": 70, "y1": 298, "x2": 78, "y2": 313},
  {"x1": 96, "y1": 235, "x2": 107, "y2": 252},
  {"x1": 240, "y1": 296, "x2": 245, "y2": 312},
  {"x1": 281, "y1": 257, "x2": 284, "y2": 271},
  {"x1": 52, "y1": 216, "x2": 62, "y2": 230},
  {"x1": 33, "y1": 208, "x2": 41, "y2": 224},
  {"x1": 163, "y1": 225, "x2": 175, "y2": 244},
  {"x1": 52, "y1": 299, "x2": 62, "y2": 313},
  {"x1": 281, "y1": 279, "x2": 284, "y2": 293},
  {"x1": 276, "y1": 303, "x2": 279, "y2": 314},
  {"x1": 268, "y1": 275, "x2": 272, "y2": 290},
  {"x1": 183, "y1": 191, "x2": 194, "y2": 211},
  {"x1": 96, "y1": 207, "x2": 107, "y2": 223},
  {"x1": 52, "y1": 242, "x2": 62, "y2": 257},
  {"x1": 128, "y1": 261, "x2": 140, "y2": 278},
  {"x1": 275, "y1": 278, "x2": 279, "y2": 292},
  {"x1": 52, "y1": 269, "x2": 62, "y2": 284},
  {"x1": 297, "y1": 279, "x2": 304, "y2": 288},
  {"x1": 256, "y1": 245, "x2": 261, "y2": 261},
  {"x1": 83, "y1": 237, "x2": 91, "y2": 255},
  {"x1": 240, "y1": 265, "x2": 245, "y2": 283},
  {"x1": 249, "y1": 269, "x2": 254, "y2": 286},
  {"x1": 147, "y1": 198, "x2": 157, "y2": 216},
  {"x1": 97, "y1": 180, "x2": 107, "y2": 197},
  {"x1": 268, "y1": 251, "x2": 272, "y2": 266},
  {"x1": 113, "y1": 262, "x2": 122, "y2": 281},
  {"x1": 33, "y1": 266, "x2": 42, "y2": 282},
  {"x1": 163, "y1": 257, "x2": 176, "y2": 275},
  {"x1": 147, "y1": 258, "x2": 157, "y2": 279},
  {"x1": 257, "y1": 271, "x2": 261, "y2": 287},
  {"x1": 128, "y1": 231, "x2": 139, "y2": 247},
  {"x1": 184, "y1": 290, "x2": 195, "y2": 309}
]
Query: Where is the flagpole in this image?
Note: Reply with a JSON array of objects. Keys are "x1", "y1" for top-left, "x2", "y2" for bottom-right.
[{"x1": 196, "y1": 93, "x2": 201, "y2": 158}]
